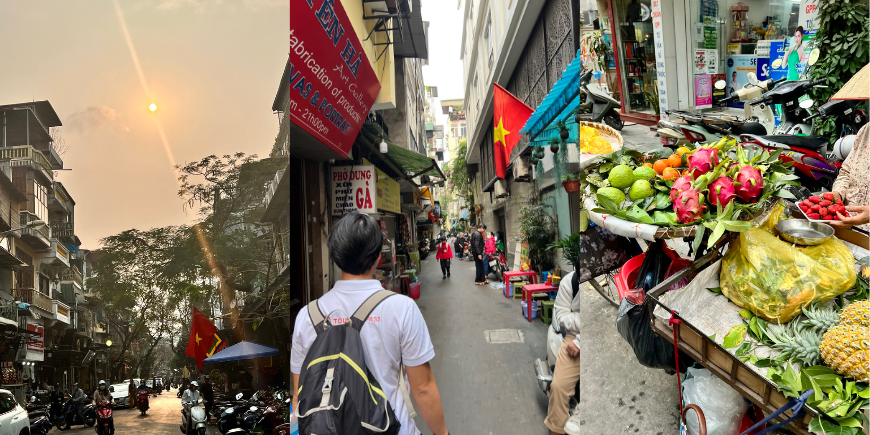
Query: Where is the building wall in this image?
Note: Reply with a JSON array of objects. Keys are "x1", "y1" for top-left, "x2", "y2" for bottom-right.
[{"x1": 341, "y1": 0, "x2": 398, "y2": 111}]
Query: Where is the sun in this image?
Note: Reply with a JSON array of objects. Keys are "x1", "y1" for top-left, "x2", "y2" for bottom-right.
[{"x1": 149, "y1": 103, "x2": 157, "y2": 112}]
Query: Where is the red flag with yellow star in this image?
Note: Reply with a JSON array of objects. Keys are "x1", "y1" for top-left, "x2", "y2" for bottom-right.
[
  {"x1": 186, "y1": 307, "x2": 217, "y2": 370},
  {"x1": 493, "y1": 83, "x2": 534, "y2": 179}
]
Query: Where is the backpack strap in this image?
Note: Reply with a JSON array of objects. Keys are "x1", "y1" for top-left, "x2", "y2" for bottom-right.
[
  {"x1": 397, "y1": 364, "x2": 417, "y2": 418},
  {"x1": 307, "y1": 300, "x2": 330, "y2": 335},
  {"x1": 349, "y1": 290, "x2": 394, "y2": 332}
]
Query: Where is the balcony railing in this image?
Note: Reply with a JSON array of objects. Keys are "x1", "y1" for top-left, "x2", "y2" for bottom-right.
[
  {"x1": 14, "y1": 288, "x2": 52, "y2": 312},
  {"x1": 61, "y1": 266, "x2": 83, "y2": 287},
  {"x1": 0, "y1": 298, "x2": 17, "y2": 323},
  {"x1": 51, "y1": 221, "x2": 75, "y2": 239},
  {"x1": 0, "y1": 146, "x2": 52, "y2": 174},
  {"x1": 20, "y1": 212, "x2": 50, "y2": 242},
  {"x1": 263, "y1": 168, "x2": 285, "y2": 209}
]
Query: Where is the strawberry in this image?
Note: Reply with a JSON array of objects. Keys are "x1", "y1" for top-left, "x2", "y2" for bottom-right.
[
  {"x1": 809, "y1": 196, "x2": 821, "y2": 203},
  {"x1": 819, "y1": 208, "x2": 829, "y2": 216},
  {"x1": 799, "y1": 204, "x2": 809, "y2": 212},
  {"x1": 823, "y1": 192, "x2": 834, "y2": 200},
  {"x1": 823, "y1": 215, "x2": 834, "y2": 220},
  {"x1": 819, "y1": 200, "x2": 832, "y2": 207},
  {"x1": 831, "y1": 213, "x2": 841, "y2": 220},
  {"x1": 803, "y1": 199, "x2": 813, "y2": 206},
  {"x1": 808, "y1": 213, "x2": 820, "y2": 219},
  {"x1": 811, "y1": 204, "x2": 821, "y2": 211}
]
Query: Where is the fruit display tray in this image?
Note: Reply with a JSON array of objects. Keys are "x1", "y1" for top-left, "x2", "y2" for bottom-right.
[
  {"x1": 645, "y1": 250, "x2": 817, "y2": 435},
  {"x1": 798, "y1": 206, "x2": 852, "y2": 223}
]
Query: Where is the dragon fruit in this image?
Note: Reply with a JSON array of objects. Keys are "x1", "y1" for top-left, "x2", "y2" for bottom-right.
[
  {"x1": 688, "y1": 147, "x2": 720, "y2": 178},
  {"x1": 674, "y1": 188, "x2": 706, "y2": 223},
  {"x1": 734, "y1": 145, "x2": 764, "y2": 203},
  {"x1": 708, "y1": 176, "x2": 737, "y2": 208},
  {"x1": 670, "y1": 175, "x2": 694, "y2": 201}
]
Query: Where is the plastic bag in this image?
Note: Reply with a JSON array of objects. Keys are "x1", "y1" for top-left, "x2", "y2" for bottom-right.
[
  {"x1": 633, "y1": 240, "x2": 673, "y2": 290},
  {"x1": 682, "y1": 367, "x2": 749, "y2": 435},
  {"x1": 720, "y1": 206, "x2": 857, "y2": 322},
  {"x1": 615, "y1": 295, "x2": 694, "y2": 372}
]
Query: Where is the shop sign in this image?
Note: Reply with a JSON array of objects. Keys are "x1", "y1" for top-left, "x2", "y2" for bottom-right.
[
  {"x1": 372, "y1": 163, "x2": 400, "y2": 214},
  {"x1": 770, "y1": 36, "x2": 815, "y2": 83},
  {"x1": 412, "y1": 189, "x2": 423, "y2": 209},
  {"x1": 289, "y1": 0, "x2": 382, "y2": 158},
  {"x1": 725, "y1": 56, "x2": 757, "y2": 109},
  {"x1": 694, "y1": 74, "x2": 712, "y2": 108},
  {"x1": 330, "y1": 165, "x2": 377, "y2": 215},
  {"x1": 26, "y1": 320, "x2": 44, "y2": 361},
  {"x1": 650, "y1": 0, "x2": 669, "y2": 119},
  {"x1": 798, "y1": 0, "x2": 820, "y2": 37},
  {"x1": 727, "y1": 44, "x2": 741, "y2": 56}
]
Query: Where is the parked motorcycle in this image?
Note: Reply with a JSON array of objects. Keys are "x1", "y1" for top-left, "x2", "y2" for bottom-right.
[
  {"x1": 217, "y1": 393, "x2": 249, "y2": 435},
  {"x1": 575, "y1": 68, "x2": 624, "y2": 130},
  {"x1": 95, "y1": 401, "x2": 114, "y2": 435},
  {"x1": 55, "y1": 397, "x2": 97, "y2": 430},
  {"x1": 534, "y1": 316, "x2": 580, "y2": 435},
  {"x1": 138, "y1": 389, "x2": 150, "y2": 415},
  {"x1": 27, "y1": 397, "x2": 53, "y2": 435},
  {"x1": 182, "y1": 397, "x2": 209, "y2": 435},
  {"x1": 488, "y1": 247, "x2": 509, "y2": 282},
  {"x1": 418, "y1": 238, "x2": 430, "y2": 260}
]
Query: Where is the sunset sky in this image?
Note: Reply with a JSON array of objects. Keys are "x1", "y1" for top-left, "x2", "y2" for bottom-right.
[{"x1": 0, "y1": 0, "x2": 287, "y2": 248}]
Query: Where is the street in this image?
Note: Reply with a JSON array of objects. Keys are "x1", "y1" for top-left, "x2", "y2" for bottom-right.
[{"x1": 47, "y1": 389, "x2": 202, "y2": 435}]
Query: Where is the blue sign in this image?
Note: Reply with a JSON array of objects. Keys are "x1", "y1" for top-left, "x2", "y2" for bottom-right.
[{"x1": 725, "y1": 55, "x2": 756, "y2": 109}]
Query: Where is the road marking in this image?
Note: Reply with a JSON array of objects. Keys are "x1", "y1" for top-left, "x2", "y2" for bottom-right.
[{"x1": 484, "y1": 329, "x2": 524, "y2": 344}]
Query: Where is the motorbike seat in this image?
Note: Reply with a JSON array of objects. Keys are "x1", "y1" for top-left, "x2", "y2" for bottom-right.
[
  {"x1": 732, "y1": 122, "x2": 766, "y2": 136},
  {"x1": 755, "y1": 135, "x2": 828, "y2": 151}
]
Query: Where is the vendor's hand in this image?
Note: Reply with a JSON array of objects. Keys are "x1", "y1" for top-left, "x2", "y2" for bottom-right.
[
  {"x1": 830, "y1": 206, "x2": 870, "y2": 228},
  {"x1": 478, "y1": 254, "x2": 482, "y2": 260},
  {"x1": 566, "y1": 342, "x2": 580, "y2": 358}
]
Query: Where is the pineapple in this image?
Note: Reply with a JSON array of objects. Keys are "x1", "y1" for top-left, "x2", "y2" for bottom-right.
[
  {"x1": 820, "y1": 300, "x2": 870, "y2": 382},
  {"x1": 800, "y1": 304, "x2": 840, "y2": 335},
  {"x1": 767, "y1": 322, "x2": 823, "y2": 367}
]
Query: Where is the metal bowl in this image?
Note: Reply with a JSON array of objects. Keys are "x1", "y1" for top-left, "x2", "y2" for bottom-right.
[{"x1": 775, "y1": 219, "x2": 834, "y2": 245}]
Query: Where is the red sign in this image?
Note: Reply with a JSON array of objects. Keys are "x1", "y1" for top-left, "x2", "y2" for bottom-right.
[
  {"x1": 289, "y1": 0, "x2": 382, "y2": 158},
  {"x1": 26, "y1": 321, "x2": 43, "y2": 351}
]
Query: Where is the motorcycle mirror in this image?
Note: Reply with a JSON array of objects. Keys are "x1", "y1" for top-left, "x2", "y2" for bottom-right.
[
  {"x1": 236, "y1": 393, "x2": 243, "y2": 400},
  {"x1": 747, "y1": 72, "x2": 759, "y2": 86},
  {"x1": 31, "y1": 396, "x2": 36, "y2": 402},
  {"x1": 771, "y1": 58, "x2": 783, "y2": 69},
  {"x1": 807, "y1": 48, "x2": 820, "y2": 66},
  {"x1": 249, "y1": 406, "x2": 258, "y2": 412},
  {"x1": 714, "y1": 80, "x2": 726, "y2": 90},
  {"x1": 799, "y1": 99, "x2": 814, "y2": 109}
]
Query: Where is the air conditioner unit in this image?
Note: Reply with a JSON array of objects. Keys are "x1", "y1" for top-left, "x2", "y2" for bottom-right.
[
  {"x1": 512, "y1": 156, "x2": 531, "y2": 182},
  {"x1": 494, "y1": 179, "x2": 508, "y2": 198}
]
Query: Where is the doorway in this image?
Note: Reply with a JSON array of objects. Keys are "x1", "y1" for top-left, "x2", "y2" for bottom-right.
[{"x1": 612, "y1": 0, "x2": 658, "y2": 116}]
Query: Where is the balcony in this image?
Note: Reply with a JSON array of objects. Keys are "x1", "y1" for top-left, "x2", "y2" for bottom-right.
[
  {"x1": 0, "y1": 297, "x2": 17, "y2": 325},
  {"x1": 61, "y1": 266, "x2": 83, "y2": 288},
  {"x1": 47, "y1": 145, "x2": 63, "y2": 170},
  {"x1": 19, "y1": 212, "x2": 50, "y2": 249},
  {"x1": 261, "y1": 167, "x2": 290, "y2": 222},
  {"x1": 52, "y1": 299, "x2": 70, "y2": 324},
  {"x1": 14, "y1": 288, "x2": 52, "y2": 313},
  {"x1": 49, "y1": 189, "x2": 73, "y2": 217},
  {"x1": 39, "y1": 238, "x2": 70, "y2": 268},
  {"x1": 0, "y1": 146, "x2": 53, "y2": 183}
]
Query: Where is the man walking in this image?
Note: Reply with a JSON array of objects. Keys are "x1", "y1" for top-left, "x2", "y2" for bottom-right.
[
  {"x1": 471, "y1": 224, "x2": 487, "y2": 285},
  {"x1": 291, "y1": 212, "x2": 449, "y2": 435},
  {"x1": 72, "y1": 382, "x2": 86, "y2": 426},
  {"x1": 545, "y1": 267, "x2": 581, "y2": 435}
]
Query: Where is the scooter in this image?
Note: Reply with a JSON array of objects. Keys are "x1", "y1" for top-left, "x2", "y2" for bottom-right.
[
  {"x1": 656, "y1": 118, "x2": 692, "y2": 148},
  {"x1": 418, "y1": 238, "x2": 430, "y2": 260},
  {"x1": 717, "y1": 73, "x2": 785, "y2": 134},
  {"x1": 534, "y1": 316, "x2": 580, "y2": 435},
  {"x1": 27, "y1": 397, "x2": 53, "y2": 435},
  {"x1": 575, "y1": 68, "x2": 624, "y2": 131},
  {"x1": 138, "y1": 389, "x2": 150, "y2": 415},
  {"x1": 95, "y1": 401, "x2": 114, "y2": 435},
  {"x1": 182, "y1": 397, "x2": 209, "y2": 435},
  {"x1": 488, "y1": 246, "x2": 509, "y2": 283},
  {"x1": 55, "y1": 397, "x2": 97, "y2": 430},
  {"x1": 217, "y1": 393, "x2": 248, "y2": 435}
]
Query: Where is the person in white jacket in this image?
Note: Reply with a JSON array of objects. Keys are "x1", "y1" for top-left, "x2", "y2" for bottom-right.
[{"x1": 545, "y1": 270, "x2": 581, "y2": 435}]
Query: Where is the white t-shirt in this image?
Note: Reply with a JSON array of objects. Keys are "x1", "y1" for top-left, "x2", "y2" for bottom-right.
[{"x1": 290, "y1": 279, "x2": 435, "y2": 435}]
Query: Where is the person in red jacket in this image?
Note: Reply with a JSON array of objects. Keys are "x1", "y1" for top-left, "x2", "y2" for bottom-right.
[{"x1": 435, "y1": 236, "x2": 453, "y2": 279}]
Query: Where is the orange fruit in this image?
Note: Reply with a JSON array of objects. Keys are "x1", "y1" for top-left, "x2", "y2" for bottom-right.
[
  {"x1": 676, "y1": 146, "x2": 691, "y2": 156},
  {"x1": 643, "y1": 162, "x2": 653, "y2": 168},
  {"x1": 662, "y1": 167, "x2": 680, "y2": 180},
  {"x1": 653, "y1": 159, "x2": 670, "y2": 175},
  {"x1": 682, "y1": 169, "x2": 691, "y2": 176},
  {"x1": 667, "y1": 154, "x2": 682, "y2": 167}
]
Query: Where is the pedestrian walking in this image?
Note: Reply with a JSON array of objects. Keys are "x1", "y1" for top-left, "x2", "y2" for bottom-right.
[
  {"x1": 435, "y1": 237, "x2": 453, "y2": 279},
  {"x1": 471, "y1": 224, "x2": 487, "y2": 285},
  {"x1": 291, "y1": 212, "x2": 449, "y2": 435},
  {"x1": 454, "y1": 233, "x2": 464, "y2": 259}
]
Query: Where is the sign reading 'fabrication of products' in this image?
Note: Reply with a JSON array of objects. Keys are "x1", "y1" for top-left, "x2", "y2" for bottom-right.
[
  {"x1": 289, "y1": 0, "x2": 382, "y2": 158},
  {"x1": 331, "y1": 165, "x2": 377, "y2": 215}
]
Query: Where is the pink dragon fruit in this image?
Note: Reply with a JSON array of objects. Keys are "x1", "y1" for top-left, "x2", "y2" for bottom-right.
[
  {"x1": 708, "y1": 176, "x2": 737, "y2": 208},
  {"x1": 669, "y1": 175, "x2": 694, "y2": 201},
  {"x1": 674, "y1": 188, "x2": 706, "y2": 223},
  {"x1": 688, "y1": 148, "x2": 720, "y2": 178},
  {"x1": 733, "y1": 145, "x2": 764, "y2": 203}
]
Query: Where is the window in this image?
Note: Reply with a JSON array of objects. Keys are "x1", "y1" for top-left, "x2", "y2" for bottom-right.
[
  {"x1": 461, "y1": 123, "x2": 467, "y2": 137},
  {"x1": 485, "y1": 15, "x2": 493, "y2": 67},
  {"x1": 473, "y1": 72, "x2": 478, "y2": 89},
  {"x1": 0, "y1": 392, "x2": 15, "y2": 413},
  {"x1": 34, "y1": 181, "x2": 48, "y2": 222}
]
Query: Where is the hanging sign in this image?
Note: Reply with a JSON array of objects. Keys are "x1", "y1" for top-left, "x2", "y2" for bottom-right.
[
  {"x1": 798, "y1": 0, "x2": 820, "y2": 37},
  {"x1": 331, "y1": 165, "x2": 377, "y2": 215},
  {"x1": 26, "y1": 320, "x2": 44, "y2": 361},
  {"x1": 289, "y1": 0, "x2": 382, "y2": 158},
  {"x1": 650, "y1": 0, "x2": 670, "y2": 119}
]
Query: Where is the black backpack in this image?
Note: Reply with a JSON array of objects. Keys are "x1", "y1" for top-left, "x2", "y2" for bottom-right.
[{"x1": 297, "y1": 290, "x2": 415, "y2": 435}]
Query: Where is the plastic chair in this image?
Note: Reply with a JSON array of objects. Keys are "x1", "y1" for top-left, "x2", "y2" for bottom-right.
[
  {"x1": 512, "y1": 282, "x2": 525, "y2": 299},
  {"x1": 541, "y1": 300, "x2": 555, "y2": 324}
]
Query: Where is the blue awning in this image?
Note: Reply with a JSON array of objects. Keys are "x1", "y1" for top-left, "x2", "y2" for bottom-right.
[
  {"x1": 64, "y1": 243, "x2": 80, "y2": 253},
  {"x1": 519, "y1": 50, "x2": 584, "y2": 142}
]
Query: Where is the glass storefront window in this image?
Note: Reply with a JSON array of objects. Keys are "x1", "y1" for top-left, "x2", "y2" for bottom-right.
[{"x1": 613, "y1": 0, "x2": 657, "y2": 115}]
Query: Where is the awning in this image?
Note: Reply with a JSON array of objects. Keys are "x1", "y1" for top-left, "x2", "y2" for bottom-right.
[
  {"x1": 359, "y1": 128, "x2": 445, "y2": 180},
  {"x1": 63, "y1": 243, "x2": 80, "y2": 254},
  {"x1": 520, "y1": 50, "x2": 584, "y2": 141},
  {"x1": 203, "y1": 341, "x2": 278, "y2": 363},
  {"x1": 0, "y1": 246, "x2": 23, "y2": 268}
]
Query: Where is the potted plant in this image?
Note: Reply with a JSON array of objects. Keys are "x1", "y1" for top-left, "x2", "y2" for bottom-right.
[
  {"x1": 561, "y1": 173, "x2": 581, "y2": 193},
  {"x1": 556, "y1": 119, "x2": 570, "y2": 141},
  {"x1": 549, "y1": 137, "x2": 561, "y2": 154},
  {"x1": 547, "y1": 232, "x2": 582, "y2": 268}
]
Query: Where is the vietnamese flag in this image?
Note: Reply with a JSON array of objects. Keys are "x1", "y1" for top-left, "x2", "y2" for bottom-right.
[
  {"x1": 493, "y1": 83, "x2": 534, "y2": 179},
  {"x1": 186, "y1": 307, "x2": 217, "y2": 370}
]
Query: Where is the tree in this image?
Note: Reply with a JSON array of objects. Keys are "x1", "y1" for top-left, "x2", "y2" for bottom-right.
[{"x1": 446, "y1": 139, "x2": 473, "y2": 209}]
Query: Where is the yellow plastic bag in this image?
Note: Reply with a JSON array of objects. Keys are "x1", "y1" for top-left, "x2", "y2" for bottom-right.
[{"x1": 720, "y1": 207, "x2": 857, "y2": 322}]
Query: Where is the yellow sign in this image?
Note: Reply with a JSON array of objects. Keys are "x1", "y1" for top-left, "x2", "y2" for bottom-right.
[{"x1": 368, "y1": 160, "x2": 400, "y2": 214}]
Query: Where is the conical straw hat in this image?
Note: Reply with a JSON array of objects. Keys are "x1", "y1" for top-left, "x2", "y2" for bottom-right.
[{"x1": 831, "y1": 63, "x2": 870, "y2": 100}]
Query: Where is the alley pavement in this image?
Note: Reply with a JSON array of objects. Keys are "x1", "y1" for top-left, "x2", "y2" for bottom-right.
[{"x1": 47, "y1": 388, "x2": 208, "y2": 435}]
